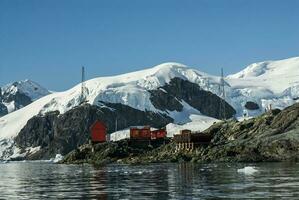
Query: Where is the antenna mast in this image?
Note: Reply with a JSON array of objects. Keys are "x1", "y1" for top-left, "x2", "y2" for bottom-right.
[
  {"x1": 80, "y1": 66, "x2": 87, "y2": 104},
  {"x1": 219, "y1": 68, "x2": 226, "y2": 120}
]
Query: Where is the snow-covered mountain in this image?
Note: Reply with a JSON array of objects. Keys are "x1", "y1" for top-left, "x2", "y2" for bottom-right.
[
  {"x1": 0, "y1": 63, "x2": 227, "y2": 140},
  {"x1": 0, "y1": 80, "x2": 50, "y2": 116},
  {"x1": 226, "y1": 56, "x2": 299, "y2": 116},
  {"x1": 1, "y1": 56, "x2": 299, "y2": 159},
  {"x1": 1, "y1": 57, "x2": 299, "y2": 138}
]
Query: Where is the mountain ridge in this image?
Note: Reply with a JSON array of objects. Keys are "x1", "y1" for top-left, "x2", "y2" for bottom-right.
[
  {"x1": 1, "y1": 56, "x2": 299, "y2": 159},
  {"x1": 0, "y1": 79, "x2": 50, "y2": 116}
]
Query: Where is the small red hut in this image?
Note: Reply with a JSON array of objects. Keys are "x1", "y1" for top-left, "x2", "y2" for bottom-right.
[
  {"x1": 90, "y1": 120, "x2": 107, "y2": 143},
  {"x1": 151, "y1": 129, "x2": 167, "y2": 140},
  {"x1": 130, "y1": 126, "x2": 151, "y2": 140}
]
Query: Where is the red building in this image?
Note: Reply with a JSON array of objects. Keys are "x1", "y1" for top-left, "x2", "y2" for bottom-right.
[
  {"x1": 90, "y1": 120, "x2": 107, "y2": 143},
  {"x1": 130, "y1": 126, "x2": 167, "y2": 140},
  {"x1": 130, "y1": 126, "x2": 151, "y2": 140},
  {"x1": 151, "y1": 129, "x2": 167, "y2": 140}
]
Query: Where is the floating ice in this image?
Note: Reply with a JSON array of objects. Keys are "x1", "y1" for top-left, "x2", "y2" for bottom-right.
[
  {"x1": 237, "y1": 166, "x2": 258, "y2": 175},
  {"x1": 51, "y1": 154, "x2": 64, "y2": 163}
]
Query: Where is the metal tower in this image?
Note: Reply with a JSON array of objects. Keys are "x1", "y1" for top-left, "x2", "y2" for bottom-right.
[
  {"x1": 219, "y1": 68, "x2": 226, "y2": 120},
  {"x1": 80, "y1": 66, "x2": 88, "y2": 104}
]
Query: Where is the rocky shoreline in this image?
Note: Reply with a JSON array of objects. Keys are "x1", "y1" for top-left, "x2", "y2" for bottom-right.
[{"x1": 62, "y1": 103, "x2": 299, "y2": 165}]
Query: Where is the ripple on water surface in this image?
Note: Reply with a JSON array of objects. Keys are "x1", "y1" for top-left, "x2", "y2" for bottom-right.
[{"x1": 0, "y1": 162, "x2": 298, "y2": 199}]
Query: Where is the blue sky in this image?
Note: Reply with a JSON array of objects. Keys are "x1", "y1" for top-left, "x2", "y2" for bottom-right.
[{"x1": 1, "y1": 0, "x2": 299, "y2": 91}]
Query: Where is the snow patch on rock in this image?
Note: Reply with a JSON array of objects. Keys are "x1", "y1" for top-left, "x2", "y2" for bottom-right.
[{"x1": 50, "y1": 154, "x2": 64, "y2": 163}]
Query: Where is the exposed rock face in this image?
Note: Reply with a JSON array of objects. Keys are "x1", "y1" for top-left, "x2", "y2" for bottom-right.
[
  {"x1": 179, "y1": 103, "x2": 299, "y2": 162},
  {"x1": 245, "y1": 101, "x2": 259, "y2": 110},
  {"x1": 62, "y1": 139, "x2": 169, "y2": 165},
  {"x1": 198, "y1": 105, "x2": 298, "y2": 162},
  {"x1": 149, "y1": 88, "x2": 183, "y2": 112},
  {"x1": 0, "y1": 103, "x2": 8, "y2": 116},
  {"x1": 0, "y1": 88, "x2": 8, "y2": 116},
  {"x1": 0, "y1": 80, "x2": 50, "y2": 116},
  {"x1": 15, "y1": 103, "x2": 173, "y2": 159},
  {"x1": 2, "y1": 90, "x2": 32, "y2": 108},
  {"x1": 150, "y1": 78, "x2": 236, "y2": 119},
  {"x1": 0, "y1": 88, "x2": 32, "y2": 117}
]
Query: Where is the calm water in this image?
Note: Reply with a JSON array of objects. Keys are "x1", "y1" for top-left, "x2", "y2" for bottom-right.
[{"x1": 0, "y1": 162, "x2": 298, "y2": 199}]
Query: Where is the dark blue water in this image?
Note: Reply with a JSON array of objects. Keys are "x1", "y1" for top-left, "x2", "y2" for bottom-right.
[{"x1": 0, "y1": 161, "x2": 298, "y2": 199}]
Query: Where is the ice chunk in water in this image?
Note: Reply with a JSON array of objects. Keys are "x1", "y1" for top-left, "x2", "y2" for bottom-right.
[{"x1": 237, "y1": 166, "x2": 258, "y2": 175}]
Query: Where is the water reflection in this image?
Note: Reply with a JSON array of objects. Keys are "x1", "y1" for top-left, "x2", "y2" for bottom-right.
[{"x1": 0, "y1": 162, "x2": 298, "y2": 199}]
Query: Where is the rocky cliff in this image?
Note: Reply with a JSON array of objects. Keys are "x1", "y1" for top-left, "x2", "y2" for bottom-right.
[
  {"x1": 150, "y1": 78, "x2": 235, "y2": 119},
  {"x1": 14, "y1": 103, "x2": 172, "y2": 159}
]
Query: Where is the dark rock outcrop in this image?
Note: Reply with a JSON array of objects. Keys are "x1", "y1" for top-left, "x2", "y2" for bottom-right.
[
  {"x1": 62, "y1": 139, "x2": 169, "y2": 165},
  {"x1": 150, "y1": 78, "x2": 236, "y2": 119},
  {"x1": 0, "y1": 102, "x2": 8, "y2": 116},
  {"x1": 177, "y1": 103, "x2": 299, "y2": 162},
  {"x1": 0, "y1": 80, "x2": 50, "y2": 117},
  {"x1": 15, "y1": 103, "x2": 173, "y2": 159},
  {"x1": 245, "y1": 101, "x2": 259, "y2": 110},
  {"x1": 149, "y1": 88, "x2": 183, "y2": 112},
  {"x1": 0, "y1": 86, "x2": 34, "y2": 117},
  {"x1": 2, "y1": 90, "x2": 32, "y2": 110},
  {"x1": 0, "y1": 88, "x2": 8, "y2": 116}
]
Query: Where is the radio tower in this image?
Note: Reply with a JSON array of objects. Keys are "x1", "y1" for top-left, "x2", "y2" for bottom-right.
[
  {"x1": 80, "y1": 66, "x2": 87, "y2": 104},
  {"x1": 219, "y1": 68, "x2": 226, "y2": 120}
]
